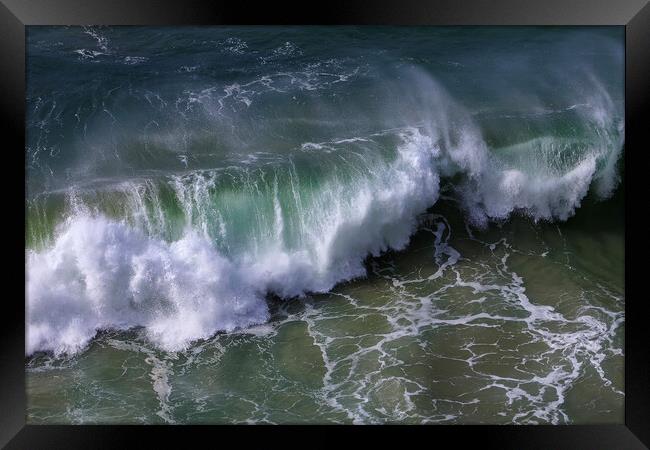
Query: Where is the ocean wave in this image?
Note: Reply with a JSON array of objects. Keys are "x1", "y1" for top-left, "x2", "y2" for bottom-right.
[
  {"x1": 26, "y1": 67, "x2": 623, "y2": 356},
  {"x1": 27, "y1": 125, "x2": 440, "y2": 355}
]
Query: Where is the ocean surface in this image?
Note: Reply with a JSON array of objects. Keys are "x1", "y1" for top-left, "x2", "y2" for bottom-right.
[{"x1": 25, "y1": 26, "x2": 624, "y2": 424}]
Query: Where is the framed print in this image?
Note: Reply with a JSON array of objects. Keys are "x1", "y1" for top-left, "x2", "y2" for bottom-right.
[{"x1": 1, "y1": 0, "x2": 648, "y2": 448}]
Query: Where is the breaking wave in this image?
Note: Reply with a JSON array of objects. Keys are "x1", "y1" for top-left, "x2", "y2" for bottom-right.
[{"x1": 26, "y1": 63, "x2": 623, "y2": 356}]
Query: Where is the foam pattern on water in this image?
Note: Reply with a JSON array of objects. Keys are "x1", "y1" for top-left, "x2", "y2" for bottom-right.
[{"x1": 27, "y1": 213, "x2": 624, "y2": 424}]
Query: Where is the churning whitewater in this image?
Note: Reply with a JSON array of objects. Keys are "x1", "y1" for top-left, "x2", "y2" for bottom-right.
[{"x1": 26, "y1": 27, "x2": 623, "y2": 358}]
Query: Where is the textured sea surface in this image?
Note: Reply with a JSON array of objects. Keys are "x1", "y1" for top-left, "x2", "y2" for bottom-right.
[{"x1": 26, "y1": 26, "x2": 624, "y2": 424}]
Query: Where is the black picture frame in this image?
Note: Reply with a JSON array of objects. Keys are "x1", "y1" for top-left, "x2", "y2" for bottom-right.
[{"x1": 2, "y1": 1, "x2": 648, "y2": 448}]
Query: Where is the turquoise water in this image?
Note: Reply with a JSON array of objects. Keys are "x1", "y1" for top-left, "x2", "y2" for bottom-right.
[{"x1": 26, "y1": 26, "x2": 624, "y2": 424}]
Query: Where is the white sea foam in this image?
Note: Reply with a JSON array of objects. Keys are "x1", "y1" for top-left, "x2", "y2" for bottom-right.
[{"x1": 27, "y1": 218, "x2": 269, "y2": 355}]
